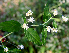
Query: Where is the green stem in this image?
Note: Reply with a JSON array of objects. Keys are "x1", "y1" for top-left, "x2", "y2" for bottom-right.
[
  {"x1": 1, "y1": 32, "x2": 13, "y2": 41},
  {"x1": 31, "y1": 25, "x2": 39, "y2": 26},
  {"x1": 43, "y1": 17, "x2": 52, "y2": 25},
  {"x1": 1, "y1": 41, "x2": 4, "y2": 48}
]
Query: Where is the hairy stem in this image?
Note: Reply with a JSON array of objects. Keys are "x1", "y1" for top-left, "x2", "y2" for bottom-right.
[{"x1": 1, "y1": 32, "x2": 13, "y2": 41}]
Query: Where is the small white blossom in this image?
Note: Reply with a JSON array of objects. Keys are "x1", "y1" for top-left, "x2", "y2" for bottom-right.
[
  {"x1": 28, "y1": 17, "x2": 35, "y2": 23},
  {"x1": 4, "y1": 47, "x2": 8, "y2": 52},
  {"x1": 51, "y1": 27, "x2": 58, "y2": 32},
  {"x1": 21, "y1": 23, "x2": 29, "y2": 30},
  {"x1": 46, "y1": 26, "x2": 51, "y2": 32},
  {"x1": 17, "y1": 45, "x2": 24, "y2": 49},
  {"x1": 62, "y1": 15, "x2": 68, "y2": 22},
  {"x1": 26, "y1": 10, "x2": 33, "y2": 16},
  {"x1": 28, "y1": 10, "x2": 33, "y2": 15},
  {"x1": 26, "y1": 12, "x2": 29, "y2": 16},
  {"x1": 53, "y1": 9, "x2": 58, "y2": 16},
  {"x1": 20, "y1": 45, "x2": 24, "y2": 49}
]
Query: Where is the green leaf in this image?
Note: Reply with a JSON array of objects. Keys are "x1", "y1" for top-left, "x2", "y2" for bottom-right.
[
  {"x1": 0, "y1": 20, "x2": 21, "y2": 32},
  {"x1": 52, "y1": 21, "x2": 57, "y2": 28},
  {"x1": 51, "y1": 18, "x2": 61, "y2": 22},
  {"x1": 41, "y1": 28, "x2": 47, "y2": 45},
  {"x1": 25, "y1": 28, "x2": 41, "y2": 46},
  {"x1": 43, "y1": 4, "x2": 51, "y2": 22}
]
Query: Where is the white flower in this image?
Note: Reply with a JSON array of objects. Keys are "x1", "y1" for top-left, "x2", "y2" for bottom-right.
[
  {"x1": 21, "y1": 23, "x2": 29, "y2": 30},
  {"x1": 20, "y1": 45, "x2": 24, "y2": 49},
  {"x1": 28, "y1": 17, "x2": 35, "y2": 23},
  {"x1": 46, "y1": 26, "x2": 51, "y2": 32},
  {"x1": 4, "y1": 47, "x2": 8, "y2": 52},
  {"x1": 51, "y1": 27, "x2": 58, "y2": 32},
  {"x1": 26, "y1": 12, "x2": 29, "y2": 16},
  {"x1": 26, "y1": 10, "x2": 33, "y2": 16},
  {"x1": 28, "y1": 10, "x2": 33, "y2": 15},
  {"x1": 17, "y1": 45, "x2": 24, "y2": 49},
  {"x1": 53, "y1": 9, "x2": 58, "y2": 16},
  {"x1": 62, "y1": 15, "x2": 68, "y2": 22}
]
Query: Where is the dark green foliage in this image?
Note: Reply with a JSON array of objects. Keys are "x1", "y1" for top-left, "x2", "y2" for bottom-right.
[
  {"x1": 41, "y1": 28, "x2": 47, "y2": 45},
  {"x1": 52, "y1": 21, "x2": 57, "y2": 28},
  {"x1": 25, "y1": 28, "x2": 41, "y2": 46},
  {"x1": 0, "y1": 20, "x2": 21, "y2": 32},
  {"x1": 43, "y1": 4, "x2": 51, "y2": 22},
  {"x1": 22, "y1": 15, "x2": 26, "y2": 23},
  {"x1": 43, "y1": 4, "x2": 51, "y2": 26}
]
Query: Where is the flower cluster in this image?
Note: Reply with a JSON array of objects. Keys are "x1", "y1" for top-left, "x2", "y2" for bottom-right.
[
  {"x1": 51, "y1": 27, "x2": 58, "y2": 32},
  {"x1": 28, "y1": 17, "x2": 35, "y2": 23},
  {"x1": 26, "y1": 9, "x2": 33, "y2": 16},
  {"x1": 46, "y1": 26, "x2": 58, "y2": 33},
  {"x1": 62, "y1": 15, "x2": 68, "y2": 22},
  {"x1": 3, "y1": 45, "x2": 24, "y2": 52},
  {"x1": 46, "y1": 26, "x2": 51, "y2": 32},
  {"x1": 17, "y1": 45, "x2": 24, "y2": 49},
  {"x1": 4, "y1": 47, "x2": 8, "y2": 52},
  {"x1": 21, "y1": 10, "x2": 35, "y2": 30},
  {"x1": 21, "y1": 23, "x2": 29, "y2": 30},
  {"x1": 53, "y1": 9, "x2": 58, "y2": 16},
  {"x1": 27, "y1": 10, "x2": 35, "y2": 23},
  {"x1": 53, "y1": 9, "x2": 69, "y2": 22}
]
